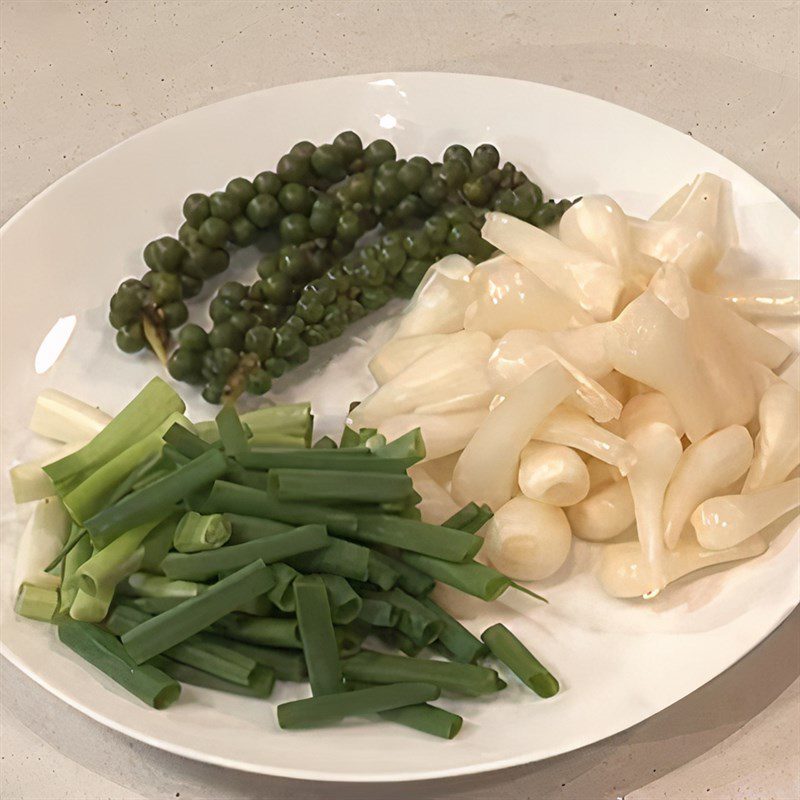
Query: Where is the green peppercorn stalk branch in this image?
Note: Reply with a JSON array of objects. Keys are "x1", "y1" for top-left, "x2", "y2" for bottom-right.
[{"x1": 108, "y1": 133, "x2": 575, "y2": 403}]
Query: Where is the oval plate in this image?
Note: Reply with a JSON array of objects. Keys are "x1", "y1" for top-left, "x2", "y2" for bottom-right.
[{"x1": 1, "y1": 73, "x2": 798, "y2": 782}]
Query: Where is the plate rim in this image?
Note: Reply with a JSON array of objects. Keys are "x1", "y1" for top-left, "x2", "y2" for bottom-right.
[{"x1": 1, "y1": 71, "x2": 798, "y2": 783}]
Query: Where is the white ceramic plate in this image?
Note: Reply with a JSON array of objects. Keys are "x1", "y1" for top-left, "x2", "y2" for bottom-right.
[{"x1": 1, "y1": 73, "x2": 798, "y2": 783}]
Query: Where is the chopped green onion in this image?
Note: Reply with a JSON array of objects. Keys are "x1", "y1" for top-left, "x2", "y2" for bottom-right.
[
  {"x1": 240, "y1": 403, "x2": 312, "y2": 448},
  {"x1": 401, "y1": 553, "x2": 510, "y2": 601},
  {"x1": 225, "y1": 513, "x2": 292, "y2": 543},
  {"x1": 319, "y1": 574, "x2": 362, "y2": 624},
  {"x1": 362, "y1": 588, "x2": 443, "y2": 647},
  {"x1": 58, "y1": 619, "x2": 180, "y2": 709},
  {"x1": 294, "y1": 575, "x2": 343, "y2": 695},
  {"x1": 213, "y1": 614, "x2": 302, "y2": 649},
  {"x1": 460, "y1": 504, "x2": 494, "y2": 534},
  {"x1": 370, "y1": 428, "x2": 425, "y2": 463},
  {"x1": 268, "y1": 469, "x2": 413, "y2": 505},
  {"x1": 201, "y1": 481, "x2": 358, "y2": 536},
  {"x1": 77, "y1": 517, "x2": 167, "y2": 597},
  {"x1": 442, "y1": 503, "x2": 481, "y2": 531},
  {"x1": 221, "y1": 639, "x2": 308, "y2": 682},
  {"x1": 287, "y1": 537, "x2": 370, "y2": 582},
  {"x1": 161, "y1": 524, "x2": 328, "y2": 581},
  {"x1": 481, "y1": 623, "x2": 559, "y2": 698},
  {"x1": 15, "y1": 583, "x2": 59, "y2": 621},
  {"x1": 69, "y1": 584, "x2": 114, "y2": 622},
  {"x1": 367, "y1": 551, "x2": 400, "y2": 590},
  {"x1": 86, "y1": 449, "x2": 228, "y2": 548},
  {"x1": 216, "y1": 405, "x2": 249, "y2": 457},
  {"x1": 62, "y1": 412, "x2": 192, "y2": 523},
  {"x1": 420, "y1": 597, "x2": 488, "y2": 663},
  {"x1": 139, "y1": 514, "x2": 181, "y2": 571},
  {"x1": 357, "y1": 597, "x2": 400, "y2": 627},
  {"x1": 150, "y1": 654, "x2": 275, "y2": 698},
  {"x1": 265, "y1": 561, "x2": 300, "y2": 611},
  {"x1": 173, "y1": 511, "x2": 231, "y2": 553},
  {"x1": 345, "y1": 681, "x2": 462, "y2": 739},
  {"x1": 59, "y1": 532, "x2": 93, "y2": 614},
  {"x1": 374, "y1": 551, "x2": 435, "y2": 596},
  {"x1": 44, "y1": 378, "x2": 184, "y2": 495},
  {"x1": 236, "y1": 448, "x2": 409, "y2": 474},
  {"x1": 120, "y1": 560, "x2": 274, "y2": 663},
  {"x1": 350, "y1": 515, "x2": 481, "y2": 562},
  {"x1": 341, "y1": 651, "x2": 505, "y2": 696},
  {"x1": 277, "y1": 682, "x2": 440, "y2": 729}
]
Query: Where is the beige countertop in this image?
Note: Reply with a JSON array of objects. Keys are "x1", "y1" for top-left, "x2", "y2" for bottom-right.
[{"x1": 1, "y1": 2, "x2": 798, "y2": 798}]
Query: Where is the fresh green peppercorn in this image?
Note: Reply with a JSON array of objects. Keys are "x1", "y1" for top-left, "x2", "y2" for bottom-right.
[
  {"x1": 354, "y1": 259, "x2": 386, "y2": 287},
  {"x1": 378, "y1": 241, "x2": 407, "y2": 275},
  {"x1": 209, "y1": 322, "x2": 244, "y2": 351},
  {"x1": 110, "y1": 290, "x2": 141, "y2": 320},
  {"x1": 325, "y1": 266, "x2": 350, "y2": 293},
  {"x1": 322, "y1": 306, "x2": 348, "y2": 336},
  {"x1": 277, "y1": 153, "x2": 312, "y2": 184},
  {"x1": 246, "y1": 194, "x2": 281, "y2": 228},
  {"x1": 180, "y1": 275, "x2": 202, "y2": 299},
  {"x1": 229, "y1": 216, "x2": 259, "y2": 246},
  {"x1": 360, "y1": 286, "x2": 392, "y2": 310},
  {"x1": 144, "y1": 237, "x2": 186, "y2": 273},
  {"x1": 244, "y1": 325, "x2": 275, "y2": 359},
  {"x1": 279, "y1": 213, "x2": 313, "y2": 244},
  {"x1": 447, "y1": 221, "x2": 481, "y2": 255},
  {"x1": 345, "y1": 300, "x2": 367, "y2": 321},
  {"x1": 363, "y1": 139, "x2": 396, "y2": 167},
  {"x1": 444, "y1": 204, "x2": 476, "y2": 224},
  {"x1": 229, "y1": 310, "x2": 257, "y2": 332},
  {"x1": 202, "y1": 380, "x2": 225, "y2": 405},
  {"x1": 423, "y1": 215, "x2": 449, "y2": 243},
  {"x1": 198, "y1": 217, "x2": 231, "y2": 248},
  {"x1": 302, "y1": 324, "x2": 330, "y2": 346},
  {"x1": 150, "y1": 272, "x2": 182, "y2": 304},
  {"x1": 283, "y1": 315, "x2": 306, "y2": 335},
  {"x1": 116, "y1": 322, "x2": 145, "y2": 353},
  {"x1": 296, "y1": 295, "x2": 325, "y2": 324},
  {"x1": 532, "y1": 201, "x2": 559, "y2": 228},
  {"x1": 492, "y1": 187, "x2": 516, "y2": 215},
  {"x1": 473, "y1": 143, "x2": 500, "y2": 169},
  {"x1": 260, "y1": 304, "x2": 286, "y2": 327},
  {"x1": 260, "y1": 272, "x2": 292, "y2": 304},
  {"x1": 208, "y1": 191, "x2": 240, "y2": 222},
  {"x1": 163, "y1": 301, "x2": 189, "y2": 329},
  {"x1": 373, "y1": 174, "x2": 406, "y2": 209},
  {"x1": 278, "y1": 246, "x2": 309, "y2": 282},
  {"x1": 311, "y1": 144, "x2": 346, "y2": 181},
  {"x1": 209, "y1": 297, "x2": 235, "y2": 324},
  {"x1": 306, "y1": 278, "x2": 337, "y2": 305},
  {"x1": 179, "y1": 323, "x2": 209, "y2": 352},
  {"x1": 168, "y1": 347, "x2": 203, "y2": 382},
  {"x1": 443, "y1": 144, "x2": 472, "y2": 166},
  {"x1": 400, "y1": 257, "x2": 432, "y2": 288},
  {"x1": 245, "y1": 368, "x2": 272, "y2": 395},
  {"x1": 287, "y1": 339, "x2": 310, "y2": 364},
  {"x1": 376, "y1": 159, "x2": 404, "y2": 179},
  {"x1": 278, "y1": 183, "x2": 314, "y2": 215},
  {"x1": 214, "y1": 282, "x2": 244, "y2": 304},
  {"x1": 309, "y1": 196, "x2": 338, "y2": 236},
  {"x1": 462, "y1": 175, "x2": 494, "y2": 206},
  {"x1": 336, "y1": 209, "x2": 361, "y2": 241},
  {"x1": 253, "y1": 170, "x2": 282, "y2": 196},
  {"x1": 183, "y1": 193, "x2": 211, "y2": 228},
  {"x1": 257, "y1": 252, "x2": 279, "y2": 279},
  {"x1": 178, "y1": 222, "x2": 200, "y2": 246},
  {"x1": 264, "y1": 357, "x2": 288, "y2": 378},
  {"x1": 274, "y1": 329, "x2": 300, "y2": 358},
  {"x1": 206, "y1": 248, "x2": 230, "y2": 276},
  {"x1": 402, "y1": 230, "x2": 431, "y2": 259},
  {"x1": 440, "y1": 159, "x2": 469, "y2": 189},
  {"x1": 398, "y1": 159, "x2": 430, "y2": 192},
  {"x1": 226, "y1": 177, "x2": 256, "y2": 209},
  {"x1": 332, "y1": 131, "x2": 363, "y2": 165},
  {"x1": 342, "y1": 172, "x2": 373, "y2": 204},
  {"x1": 181, "y1": 242, "x2": 213, "y2": 279},
  {"x1": 108, "y1": 309, "x2": 128, "y2": 329},
  {"x1": 141, "y1": 272, "x2": 155, "y2": 288},
  {"x1": 419, "y1": 177, "x2": 448, "y2": 207},
  {"x1": 290, "y1": 141, "x2": 317, "y2": 159},
  {"x1": 393, "y1": 194, "x2": 428, "y2": 221}
]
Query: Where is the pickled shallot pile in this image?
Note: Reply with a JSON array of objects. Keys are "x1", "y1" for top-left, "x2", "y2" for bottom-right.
[{"x1": 352, "y1": 174, "x2": 800, "y2": 598}]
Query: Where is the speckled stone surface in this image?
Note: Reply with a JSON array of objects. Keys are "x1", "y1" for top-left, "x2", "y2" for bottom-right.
[{"x1": 1, "y1": 2, "x2": 798, "y2": 798}]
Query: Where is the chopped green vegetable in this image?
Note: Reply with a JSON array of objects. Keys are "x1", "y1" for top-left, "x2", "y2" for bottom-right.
[
  {"x1": 294, "y1": 575, "x2": 343, "y2": 695},
  {"x1": 15, "y1": 583, "x2": 59, "y2": 622},
  {"x1": 481, "y1": 623, "x2": 559, "y2": 698},
  {"x1": 173, "y1": 511, "x2": 231, "y2": 553}
]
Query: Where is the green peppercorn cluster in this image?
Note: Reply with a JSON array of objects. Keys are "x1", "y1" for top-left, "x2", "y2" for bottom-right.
[{"x1": 108, "y1": 132, "x2": 574, "y2": 403}]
